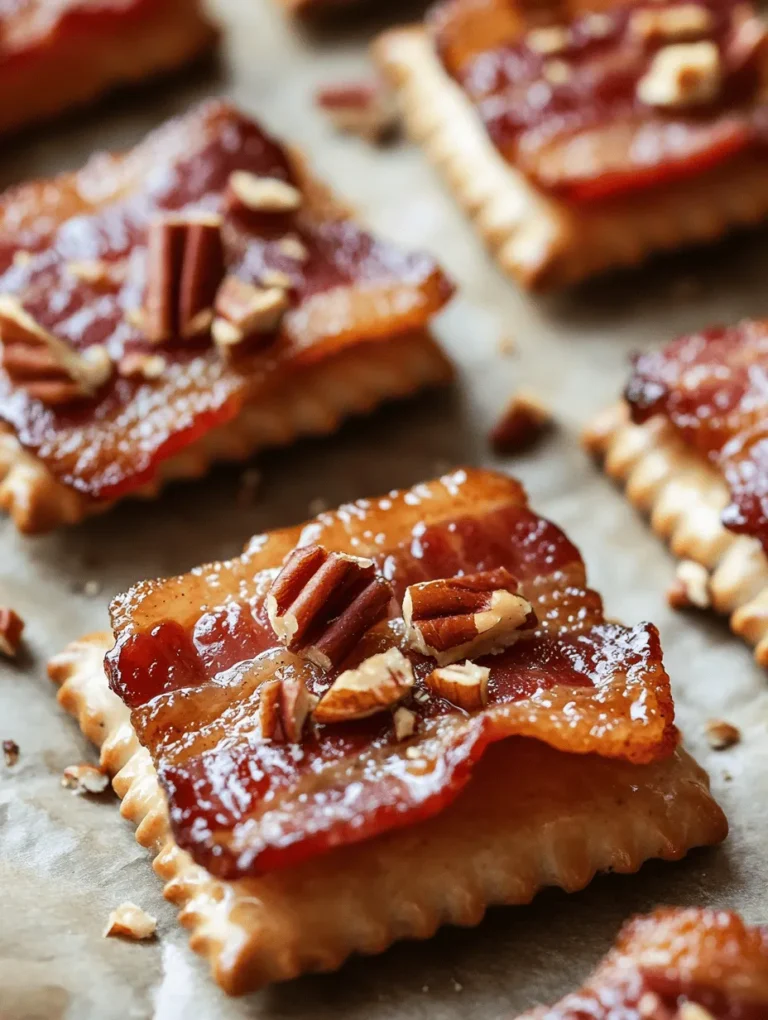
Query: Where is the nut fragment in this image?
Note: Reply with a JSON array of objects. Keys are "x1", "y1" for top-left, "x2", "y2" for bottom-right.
[
  {"x1": 67, "y1": 259, "x2": 123, "y2": 289},
  {"x1": 0, "y1": 607, "x2": 24, "y2": 657},
  {"x1": 267, "y1": 544, "x2": 394, "y2": 670},
  {"x1": 3, "y1": 740, "x2": 19, "y2": 767},
  {"x1": 581, "y1": 11, "x2": 615, "y2": 38},
  {"x1": 705, "y1": 719, "x2": 741, "y2": 751},
  {"x1": 542, "y1": 59, "x2": 571, "y2": 84},
  {"x1": 425, "y1": 661, "x2": 490, "y2": 712},
  {"x1": 630, "y1": 3, "x2": 713, "y2": 41},
  {"x1": 62, "y1": 763, "x2": 110, "y2": 795},
  {"x1": 228, "y1": 171, "x2": 302, "y2": 214},
  {"x1": 667, "y1": 559, "x2": 711, "y2": 609},
  {"x1": 315, "y1": 80, "x2": 399, "y2": 142},
  {"x1": 143, "y1": 213, "x2": 224, "y2": 342},
  {"x1": 637, "y1": 41, "x2": 721, "y2": 107},
  {"x1": 677, "y1": 1005, "x2": 716, "y2": 1020},
  {"x1": 0, "y1": 296, "x2": 111, "y2": 405},
  {"x1": 403, "y1": 568, "x2": 536, "y2": 667},
  {"x1": 489, "y1": 390, "x2": 552, "y2": 455},
  {"x1": 526, "y1": 24, "x2": 570, "y2": 53},
  {"x1": 259, "y1": 675, "x2": 313, "y2": 743},
  {"x1": 103, "y1": 902, "x2": 157, "y2": 941},
  {"x1": 276, "y1": 235, "x2": 309, "y2": 262},
  {"x1": 212, "y1": 276, "x2": 289, "y2": 349},
  {"x1": 118, "y1": 353, "x2": 167, "y2": 380},
  {"x1": 393, "y1": 705, "x2": 417, "y2": 740},
  {"x1": 313, "y1": 647, "x2": 414, "y2": 724}
]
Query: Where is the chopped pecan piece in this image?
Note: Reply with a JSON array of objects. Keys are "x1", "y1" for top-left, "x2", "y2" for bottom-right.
[
  {"x1": 637, "y1": 41, "x2": 721, "y2": 108},
  {"x1": 315, "y1": 80, "x2": 399, "y2": 143},
  {"x1": 118, "y1": 353, "x2": 167, "y2": 380},
  {"x1": 425, "y1": 661, "x2": 490, "y2": 712},
  {"x1": 630, "y1": 3, "x2": 713, "y2": 41},
  {"x1": 212, "y1": 276, "x2": 289, "y2": 349},
  {"x1": 143, "y1": 213, "x2": 224, "y2": 342},
  {"x1": 313, "y1": 647, "x2": 414, "y2": 724},
  {"x1": 393, "y1": 705, "x2": 416, "y2": 740},
  {"x1": 258, "y1": 675, "x2": 313, "y2": 743},
  {"x1": 705, "y1": 719, "x2": 741, "y2": 750},
  {"x1": 227, "y1": 171, "x2": 302, "y2": 214},
  {"x1": 103, "y1": 902, "x2": 157, "y2": 941},
  {"x1": 403, "y1": 567, "x2": 536, "y2": 666},
  {"x1": 0, "y1": 296, "x2": 111, "y2": 406},
  {"x1": 668, "y1": 559, "x2": 711, "y2": 610},
  {"x1": 62, "y1": 763, "x2": 110, "y2": 794},
  {"x1": 3, "y1": 739, "x2": 19, "y2": 767},
  {"x1": 267, "y1": 544, "x2": 394, "y2": 670},
  {"x1": 677, "y1": 1006, "x2": 716, "y2": 1020},
  {"x1": 526, "y1": 24, "x2": 570, "y2": 53},
  {"x1": 276, "y1": 234, "x2": 309, "y2": 262},
  {"x1": 66, "y1": 259, "x2": 124, "y2": 289},
  {"x1": 0, "y1": 607, "x2": 24, "y2": 657},
  {"x1": 490, "y1": 390, "x2": 552, "y2": 455}
]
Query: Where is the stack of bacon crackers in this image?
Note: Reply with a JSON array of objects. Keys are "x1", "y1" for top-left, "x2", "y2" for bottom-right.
[{"x1": 1, "y1": 0, "x2": 767, "y2": 1014}]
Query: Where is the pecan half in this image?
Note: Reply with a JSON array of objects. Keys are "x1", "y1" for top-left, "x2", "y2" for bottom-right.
[
  {"x1": 425, "y1": 661, "x2": 490, "y2": 712},
  {"x1": 143, "y1": 213, "x2": 224, "y2": 342},
  {"x1": 259, "y1": 675, "x2": 313, "y2": 743},
  {"x1": 0, "y1": 297, "x2": 112, "y2": 406},
  {"x1": 403, "y1": 568, "x2": 536, "y2": 666},
  {"x1": 212, "y1": 276, "x2": 289, "y2": 349},
  {"x1": 267, "y1": 544, "x2": 394, "y2": 670},
  {"x1": 313, "y1": 647, "x2": 414, "y2": 724},
  {"x1": 227, "y1": 171, "x2": 302, "y2": 214},
  {"x1": 0, "y1": 607, "x2": 24, "y2": 657}
]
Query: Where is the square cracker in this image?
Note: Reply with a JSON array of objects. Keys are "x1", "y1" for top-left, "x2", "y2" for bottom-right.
[
  {"x1": 50, "y1": 632, "x2": 727, "y2": 995},
  {"x1": 585, "y1": 402, "x2": 768, "y2": 667},
  {"x1": 374, "y1": 27, "x2": 768, "y2": 290}
]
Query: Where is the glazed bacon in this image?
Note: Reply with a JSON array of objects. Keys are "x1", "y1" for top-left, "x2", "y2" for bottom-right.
[
  {"x1": 105, "y1": 469, "x2": 676, "y2": 879},
  {"x1": 0, "y1": 101, "x2": 452, "y2": 501},
  {"x1": 517, "y1": 907, "x2": 768, "y2": 1019},
  {"x1": 627, "y1": 318, "x2": 768, "y2": 553},
  {"x1": 430, "y1": 0, "x2": 768, "y2": 201}
]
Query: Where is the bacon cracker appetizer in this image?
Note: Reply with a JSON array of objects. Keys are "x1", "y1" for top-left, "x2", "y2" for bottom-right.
[
  {"x1": 0, "y1": 1, "x2": 215, "y2": 135},
  {"x1": 0, "y1": 101, "x2": 453, "y2": 533},
  {"x1": 586, "y1": 319, "x2": 768, "y2": 666},
  {"x1": 49, "y1": 469, "x2": 726, "y2": 995},
  {"x1": 375, "y1": 0, "x2": 768, "y2": 290},
  {"x1": 516, "y1": 906, "x2": 768, "y2": 1018}
]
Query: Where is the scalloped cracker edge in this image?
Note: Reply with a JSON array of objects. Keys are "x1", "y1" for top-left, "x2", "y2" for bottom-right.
[
  {"x1": 374, "y1": 27, "x2": 768, "y2": 290},
  {"x1": 0, "y1": 332, "x2": 451, "y2": 533},
  {"x1": 585, "y1": 401, "x2": 768, "y2": 666},
  {"x1": 49, "y1": 632, "x2": 726, "y2": 995}
]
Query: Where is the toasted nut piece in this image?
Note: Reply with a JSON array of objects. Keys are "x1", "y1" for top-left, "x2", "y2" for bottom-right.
[
  {"x1": 426, "y1": 661, "x2": 490, "y2": 712},
  {"x1": 261, "y1": 269, "x2": 293, "y2": 290},
  {"x1": 490, "y1": 390, "x2": 552, "y2": 455},
  {"x1": 267, "y1": 544, "x2": 394, "y2": 670},
  {"x1": 3, "y1": 740, "x2": 19, "y2": 767},
  {"x1": 276, "y1": 234, "x2": 309, "y2": 261},
  {"x1": 0, "y1": 296, "x2": 112, "y2": 405},
  {"x1": 12, "y1": 250, "x2": 33, "y2": 268},
  {"x1": 677, "y1": 1005, "x2": 716, "y2": 1020},
  {"x1": 62, "y1": 763, "x2": 110, "y2": 794},
  {"x1": 393, "y1": 705, "x2": 417, "y2": 740},
  {"x1": 66, "y1": 259, "x2": 123, "y2": 289},
  {"x1": 314, "y1": 647, "x2": 414, "y2": 723},
  {"x1": 118, "y1": 353, "x2": 167, "y2": 380},
  {"x1": 315, "y1": 80, "x2": 399, "y2": 142},
  {"x1": 630, "y1": 4, "x2": 713, "y2": 41},
  {"x1": 526, "y1": 25, "x2": 570, "y2": 53},
  {"x1": 637, "y1": 41, "x2": 721, "y2": 107},
  {"x1": 258, "y1": 675, "x2": 313, "y2": 743},
  {"x1": 403, "y1": 568, "x2": 536, "y2": 667},
  {"x1": 668, "y1": 559, "x2": 711, "y2": 609},
  {"x1": 228, "y1": 171, "x2": 302, "y2": 213},
  {"x1": 0, "y1": 607, "x2": 24, "y2": 657},
  {"x1": 212, "y1": 276, "x2": 289, "y2": 348},
  {"x1": 705, "y1": 719, "x2": 741, "y2": 751},
  {"x1": 581, "y1": 11, "x2": 614, "y2": 38},
  {"x1": 103, "y1": 902, "x2": 157, "y2": 941},
  {"x1": 543, "y1": 59, "x2": 571, "y2": 84}
]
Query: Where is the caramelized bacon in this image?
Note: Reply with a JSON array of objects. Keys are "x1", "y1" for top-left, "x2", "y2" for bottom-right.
[
  {"x1": 0, "y1": 101, "x2": 452, "y2": 500},
  {"x1": 430, "y1": 0, "x2": 768, "y2": 201},
  {"x1": 517, "y1": 907, "x2": 768, "y2": 1019},
  {"x1": 105, "y1": 470, "x2": 676, "y2": 879},
  {"x1": 626, "y1": 318, "x2": 768, "y2": 552}
]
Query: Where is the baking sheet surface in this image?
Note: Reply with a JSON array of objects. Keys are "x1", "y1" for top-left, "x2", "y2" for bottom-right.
[{"x1": 1, "y1": 1, "x2": 767, "y2": 1018}]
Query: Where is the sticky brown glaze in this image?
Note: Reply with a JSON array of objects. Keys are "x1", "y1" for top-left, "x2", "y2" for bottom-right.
[
  {"x1": 517, "y1": 908, "x2": 768, "y2": 1019},
  {"x1": 0, "y1": 101, "x2": 452, "y2": 500},
  {"x1": 430, "y1": 0, "x2": 768, "y2": 201},
  {"x1": 627, "y1": 318, "x2": 768, "y2": 554},
  {"x1": 104, "y1": 469, "x2": 676, "y2": 879}
]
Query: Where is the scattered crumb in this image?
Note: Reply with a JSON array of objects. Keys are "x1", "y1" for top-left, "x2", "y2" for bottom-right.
[
  {"x1": 315, "y1": 79, "x2": 400, "y2": 143},
  {"x1": 497, "y1": 334, "x2": 516, "y2": 356},
  {"x1": 452, "y1": 979, "x2": 464, "y2": 993},
  {"x1": 667, "y1": 560, "x2": 711, "y2": 610},
  {"x1": 3, "y1": 739, "x2": 19, "y2": 767},
  {"x1": 83, "y1": 580, "x2": 102, "y2": 598},
  {"x1": 62, "y1": 763, "x2": 110, "y2": 795},
  {"x1": 722, "y1": 770, "x2": 733, "y2": 782},
  {"x1": 0, "y1": 607, "x2": 25, "y2": 658},
  {"x1": 705, "y1": 719, "x2": 741, "y2": 751},
  {"x1": 421, "y1": 985, "x2": 430, "y2": 994},
  {"x1": 678, "y1": 1004, "x2": 718, "y2": 1020},
  {"x1": 308, "y1": 497, "x2": 328, "y2": 516},
  {"x1": 103, "y1": 902, "x2": 157, "y2": 941},
  {"x1": 490, "y1": 390, "x2": 553, "y2": 455}
]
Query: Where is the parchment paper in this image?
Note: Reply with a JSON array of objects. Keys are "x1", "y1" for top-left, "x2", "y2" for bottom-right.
[{"x1": 1, "y1": 2, "x2": 767, "y2": 1017}]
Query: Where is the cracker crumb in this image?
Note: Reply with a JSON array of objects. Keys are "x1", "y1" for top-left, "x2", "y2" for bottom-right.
[
  {"x1": 62, "y1": 763, "x2": 110, "y2": 795},
  {"x1": 705, "y1": 719, "x2": 741, "y2": 751},
  {"x1": 103, "y1": 902, "x2": 157, "y2": 941},
  {"x1": 3, "y1": 739, "x2": 19, "y2": 767}
]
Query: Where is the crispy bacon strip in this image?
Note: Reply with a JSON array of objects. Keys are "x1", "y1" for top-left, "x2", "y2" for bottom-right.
[
  {"x1": 626, "y1": 318, "x2": 768, "y2": 553},
  {"x1": 104, "y1": 469, "x2": 676, "y2": 879},
  {"x1": 517, "y1": 907, "x2": 768, "y2": 1019}
]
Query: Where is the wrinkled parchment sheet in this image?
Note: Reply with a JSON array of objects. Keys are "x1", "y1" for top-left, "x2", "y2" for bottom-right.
[{"x1": 1, "y1": 1, "x2": 767, "y2": 1017}]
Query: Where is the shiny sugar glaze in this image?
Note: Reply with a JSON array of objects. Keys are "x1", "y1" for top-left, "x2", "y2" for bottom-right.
[
  {"x1": 431, "y1": 0, "x2": 768, "y2": 201},
  {"x1": 105, "y1": 470, "x2": 675, "y2": 879},
  {"x1": 627, "y1": 318, "x2": 768, "y2": 553},
  {"x1": 0, "y1": 102, "x2": 451, "y2": 499}
]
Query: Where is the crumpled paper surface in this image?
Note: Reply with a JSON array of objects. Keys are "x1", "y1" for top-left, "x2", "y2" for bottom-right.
[{"x1": 1, "y1": 1, "x2": 767, "y2": 1017}]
